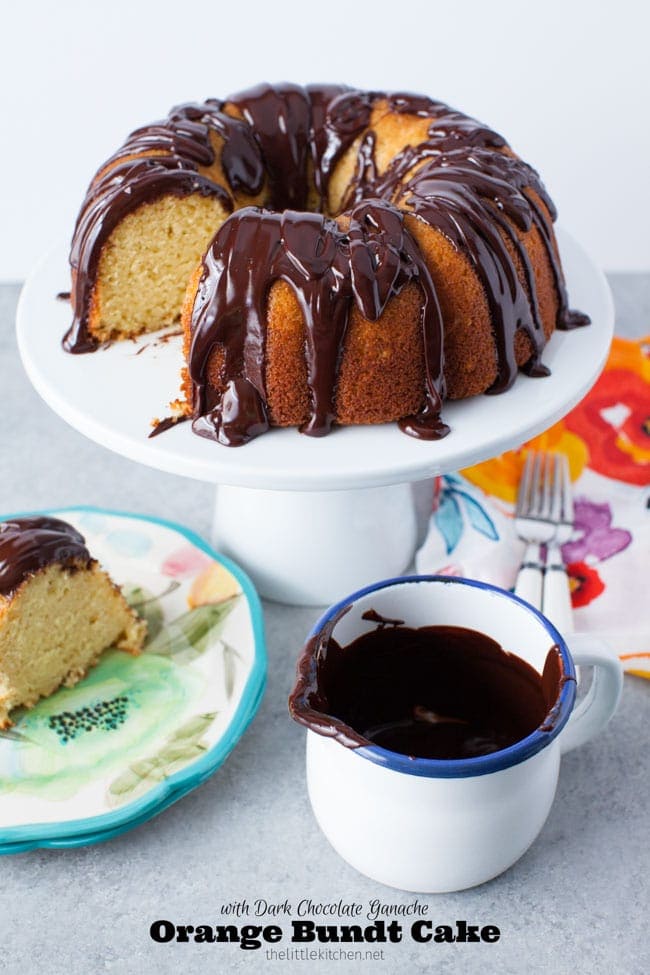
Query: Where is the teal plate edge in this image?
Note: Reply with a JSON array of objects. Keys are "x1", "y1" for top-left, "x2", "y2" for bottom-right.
[{"x1": 0, "y1": 505, "x2": 268, "y2": 853}]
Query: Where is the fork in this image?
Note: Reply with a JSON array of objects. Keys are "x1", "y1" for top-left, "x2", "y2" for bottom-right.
[
  {"x1": 542, "y1": 453, "x2": 574, "y2": 635},
  {"x1": 514, "y1": 451, "x2": 558, "y2": 610},
  {"x1": 515, "y1": 451, "x2": 575, "y2": 633}
]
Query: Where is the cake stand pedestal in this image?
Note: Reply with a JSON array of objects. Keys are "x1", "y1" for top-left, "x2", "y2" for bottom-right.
[
  {"x1": 213, "y1": 482, "x2": 421, "y2": 604},
  {"x1": 17, "y1": 229, "x2": 614, "y2": 605}
]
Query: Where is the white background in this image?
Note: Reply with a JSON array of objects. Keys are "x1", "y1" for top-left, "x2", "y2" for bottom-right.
[{"x1": 1, "y1": 0, "x2": 649, "y2": 279}]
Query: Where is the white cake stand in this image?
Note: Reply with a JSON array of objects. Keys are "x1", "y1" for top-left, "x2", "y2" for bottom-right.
[{"x1": 17, "y1": 228, "x2": 614, "y2": 605}]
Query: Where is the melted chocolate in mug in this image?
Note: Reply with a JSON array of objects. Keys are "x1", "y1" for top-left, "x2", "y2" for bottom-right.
[{"x1": 289, "y1": 612, "x2": 570, "y2": 760}]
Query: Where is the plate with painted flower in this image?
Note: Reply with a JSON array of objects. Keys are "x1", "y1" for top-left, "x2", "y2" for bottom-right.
[{"x1": 0, "y1": 507, "x2": 266, "y2": 852}]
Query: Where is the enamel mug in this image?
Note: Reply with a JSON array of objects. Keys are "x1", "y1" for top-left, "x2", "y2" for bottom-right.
[{"x1": 290, "y1": 576, "x2": 622, "y2": 893}]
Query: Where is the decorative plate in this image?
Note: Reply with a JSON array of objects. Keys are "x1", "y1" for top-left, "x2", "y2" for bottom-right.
[{"x1": 0, "y1": 507, "x2": 266, "y2": 852}]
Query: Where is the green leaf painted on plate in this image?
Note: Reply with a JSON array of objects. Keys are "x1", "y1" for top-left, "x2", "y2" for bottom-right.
[
  {"x1": 109, "y1": 767, "x2": 142, "y2": 796},
  {"x1": 107, "y1": 712, "x2": 217, "y2": 808},
  {"x1": 130, "y1": 758, "x2": 159, "y2": 777},
  {"x1": 0, "y1": 724, "x2": 36, "y2": 745},
  {"x1": 145, "y1": 597, "x2": 239, "y2": 659},
  {"x1": 222, "y1": 642, "x2": 239, "y2": 699},
  {"x1": 157, "y1": 741, "x2": 207, "y2": 764},
  {"x1": 123, "y1": 584, "x2": 165, "y2": 643},
  {"x1": 171, "y1": 713, "x2": 217, "y2": 741}
]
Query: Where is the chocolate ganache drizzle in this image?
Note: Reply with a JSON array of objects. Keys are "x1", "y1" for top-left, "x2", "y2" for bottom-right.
[
  {"x1": 64, "y1": 96, "x2": 269, "y2": 354},
  {"x1": 189, "y1": 201, "x2": 447, "y2": 445},
  {"x1": 0, "y1": 517, "x2": 92, "y2": 598},
  {"x1": 289, "y1": 613, "x2": 572, "y2": 760},
  {"x1": 66, "y1": 83, "x2": 589, "y2": 443}
]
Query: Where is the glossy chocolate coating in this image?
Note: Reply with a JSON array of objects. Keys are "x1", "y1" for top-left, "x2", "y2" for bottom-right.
[
  {"x1": 189, "y1": 200, "x2": 448, "y2": 445},
  {"x1": 0, "y1": 517, "x2": 91, "y2": 598},
  {"x1": 289, "y1": 616, "x2": 570, "y2": 760},
  {"x1": 67, "y1": 84, "x2": 589, "y2": 445}
]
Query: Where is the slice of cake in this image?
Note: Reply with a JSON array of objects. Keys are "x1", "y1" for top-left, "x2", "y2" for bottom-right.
[{"x1": 0, "y1": 516, "x2": 146, "y2": 727}]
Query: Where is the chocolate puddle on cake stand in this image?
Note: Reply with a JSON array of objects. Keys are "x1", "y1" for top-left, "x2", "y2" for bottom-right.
[
  {"x1": 289, "y1": 614, "x2": 574, "y2": 760},
  {"x1": 63, "y1": 84, "x2": 589, "y2": 447}
]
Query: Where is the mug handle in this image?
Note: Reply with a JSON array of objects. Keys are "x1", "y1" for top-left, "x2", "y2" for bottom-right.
[{"x1": 560, "y1": 635, "x2": 623, "y2": 754}]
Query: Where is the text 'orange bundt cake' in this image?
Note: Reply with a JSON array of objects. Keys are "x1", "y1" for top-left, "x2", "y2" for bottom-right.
[
  {"x1": 0, "y1": 517, "x2": 145, "y2": 727},
  {"x1": 64, "y1": 84, "x2": 589, "y2": 446}
]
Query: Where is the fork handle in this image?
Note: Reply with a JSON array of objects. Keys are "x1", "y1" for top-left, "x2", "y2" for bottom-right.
[
  {"x1": 514, "y1": 543, "x2": 544, "y2": 609},
  {"x1": 543, "y1": 543, "x2": 574, "y2": 636}
]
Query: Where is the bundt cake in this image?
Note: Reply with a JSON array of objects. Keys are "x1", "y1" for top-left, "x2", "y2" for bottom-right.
[
  {"x1": 64, "y1": 83, "x2": 588, "y2": 446},
  {"x1": 0, "y1": 516, "x2": 146, "y2": 727}
]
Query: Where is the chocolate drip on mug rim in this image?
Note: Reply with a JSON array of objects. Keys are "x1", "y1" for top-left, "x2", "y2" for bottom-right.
[{"x1": 289, "y1": 617, "x2": 574, "y2": 760}]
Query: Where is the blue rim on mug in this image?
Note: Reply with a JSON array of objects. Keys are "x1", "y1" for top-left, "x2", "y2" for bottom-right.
[{"x1": 304, "y1": 575, "x2": 577, "y2": 779}]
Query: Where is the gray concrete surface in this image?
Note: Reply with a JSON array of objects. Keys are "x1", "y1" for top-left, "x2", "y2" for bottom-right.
[{"x1": 0, "y1": 277, "x2": 648, "y2": 975}]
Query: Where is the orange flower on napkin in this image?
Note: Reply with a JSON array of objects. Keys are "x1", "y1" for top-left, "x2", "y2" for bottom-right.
[
  {"x1": 564, "y1": 336, "x2": 650, "y2": 485},
  {"x1": 463, "y1": 336, "x2": 650, "y2": 500},
  {"x1": 462, "y1": 425, "x2": 588, "y2": 504}
]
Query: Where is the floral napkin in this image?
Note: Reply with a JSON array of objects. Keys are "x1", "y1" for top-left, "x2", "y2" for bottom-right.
[{"x1": 415, "y1": 335, "x2": 650, "y2": 677}]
